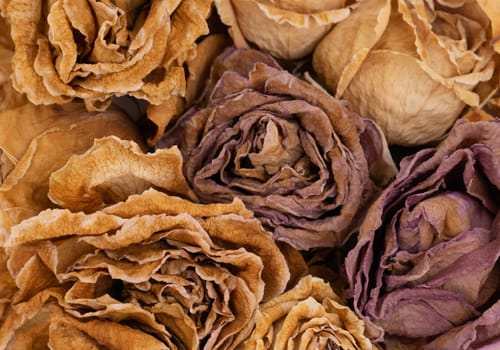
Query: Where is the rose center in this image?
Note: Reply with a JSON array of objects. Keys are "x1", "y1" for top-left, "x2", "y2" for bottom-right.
[{"x1": 234, "y1": 116, "x2": 307, "y2": 180}]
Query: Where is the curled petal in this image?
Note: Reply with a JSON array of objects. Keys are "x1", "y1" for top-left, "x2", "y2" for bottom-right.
[
  {"x1": 346, "y1": 118, "x2": 500, "y2": 345},
  {"x1": 48, "y1": 136, "x2": 196, "y2": 213},
  {"x1": 3, "y1": 0, "x2": 211, "y2": 110},
  {"x1": 245, "y1": 275, "x2": 374, "y2": 349},
  {"x1": 0, "y1": 104, "x2": 143, "y2": 230}
]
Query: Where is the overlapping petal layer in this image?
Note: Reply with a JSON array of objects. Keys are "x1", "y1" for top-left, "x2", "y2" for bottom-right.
[
  {"x1": 159, "y1": 48, "x2": 397, "y2": 250},
  {"x1": 346, "y1": 118, "x2": 500, "y2": 348}
]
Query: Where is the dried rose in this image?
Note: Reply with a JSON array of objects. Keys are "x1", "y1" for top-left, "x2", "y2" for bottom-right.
[
  {"x1": 313, "y1": 0, "x2": 499, "y2": 146},
  {"x1": 1, "y1": 137, "x2": 292, "y2": 350},
  {"x1": 0, "y1": 290, "x2": 172, "y2": 349},
  {"x1": 244, "y1": 275, "x2": 374, "y2": 350},
  {"x1": 0, "y1": 16, "x2": 26, "y2": 112},
  {"x1": 1, "y1": 0, "x2": 211, "y2": 111},
  {"x1": 214, "y1": 0, "x2": 355, "y2": 60},
  {"x1": 345, "y1": 118, "x2": 500, "y2": 348},
  {"x1": 158, "y1": 48, "x2": 397, "y2": 250},
  {"x1": 0, "y1": 103, "x2": 143, "y2": 234}
]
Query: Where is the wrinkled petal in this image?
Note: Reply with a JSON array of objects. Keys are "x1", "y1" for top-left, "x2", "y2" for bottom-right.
[
  {"x1": 345, "y1": 118, "x2": 500, "y2": 347},
  {"x1": 0, "y1": 103, "x2": 143, "y2": 231},
  {"x1": 3, "y1": 0, "x2": 211, "y2": 110},
  {"x1": 244, "y1": 275, "x2": 374, "y2": 350},
  {"x1": 48, "y1": 136, "x2": 196, "y2": 212},
  {"x1": 158, "y1": 48, "x2": 397, "y2": 250}
]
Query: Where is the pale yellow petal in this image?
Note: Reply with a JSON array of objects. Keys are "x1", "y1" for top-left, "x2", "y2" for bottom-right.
[
  {"x1": 313, "y1": 0, "x2": 392, "y2": 97},
  {"x1": 222, "y1": 0, "x2": 352, "y2": 59},
  {"x1": 342, "y1": 50, "x2": 465, "y2": 146}
]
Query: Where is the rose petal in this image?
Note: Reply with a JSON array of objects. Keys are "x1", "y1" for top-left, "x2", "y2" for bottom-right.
[{"x1": 48, "y1": 137, "x2": 196, "y2": 213}]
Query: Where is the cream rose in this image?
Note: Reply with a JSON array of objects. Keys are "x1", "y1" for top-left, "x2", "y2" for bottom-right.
[
  {"x1": 215, "y1": 0, "x2": 356, "y2": 59},
  {"x1": 313, "y1": 0, "x2": 499, "y2": 146}
]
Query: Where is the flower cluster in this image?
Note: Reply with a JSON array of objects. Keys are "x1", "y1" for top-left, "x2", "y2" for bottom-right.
[{"x1": 0, "y1": 1, "x2": 499, "y2": 349}]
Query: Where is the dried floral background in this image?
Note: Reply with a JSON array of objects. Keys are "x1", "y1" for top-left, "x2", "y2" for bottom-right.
[{"x1": 0, "y1": 0, "x2": 499, "y2": 349}]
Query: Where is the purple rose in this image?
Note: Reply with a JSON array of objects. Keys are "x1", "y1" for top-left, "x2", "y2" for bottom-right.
[
  {"x1": 158, "y1": 48, "x2": 396, "y2": 250},
  {"x1": 346, "y1": 118, "x2": 500, "y2": 349}
]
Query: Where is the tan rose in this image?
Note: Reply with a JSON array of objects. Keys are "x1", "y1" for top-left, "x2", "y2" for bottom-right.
[
  {"x1": 0, "y1": 104, "x2": 143, "y2": 346},
  {"x1": 1, "y1": 137, "x2": 293, "y2": 349},
  {"x1": 1, "y1": 0, "x2": 211, "y2": 111},
  {"x1": 214, "y1": 0, "x2": 356, "y2": 60},
  {"x1": 244, "y1": 275, "x2": 374, "y2": 349},
  {"x1": 313, "y1": 0, "x2": 499, "y2": 146}
]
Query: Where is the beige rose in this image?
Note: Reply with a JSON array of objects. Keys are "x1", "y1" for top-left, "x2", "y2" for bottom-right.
[
  {"x1": 1, "y1": 0, "x2": 211, "y2": 111},
  {"x1": 313, "y1": 0, "x2": 499, "y2": 146},
  {"x1": 0, "y1": 137, "x2": 294, "y2": 349},
  {"x1": 244, "y1": 275, "x2": 374, "y2": 349},
  {"x1": 214, "y1": 0, "x2": 356, "y2": 60}
]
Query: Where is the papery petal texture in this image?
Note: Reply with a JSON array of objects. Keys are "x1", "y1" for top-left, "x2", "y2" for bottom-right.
[
  {"x1": 244, "y1": 275, "x2": 374, "y2": 350},
  {"x1": 0, "y1": 136, "x2": 293, "y2": 350},
  {"x1": 0, "y1": 103, "x2": 143, "y2": 234},
  {"x1": 2, "y1": 0, "x2": 211, "y2": 111},
  {"x1": 158, "y1": 48, "x2": 397, "y2": 250},
  {"x1": 313, "y1": 0, "x2": 500, "y2": 146},
  {"x1": 345, "y1": 117, "x2": 500, "y2": 348}
]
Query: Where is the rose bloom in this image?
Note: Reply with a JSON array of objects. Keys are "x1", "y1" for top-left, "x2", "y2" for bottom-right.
[
  {"x1": 214, "y1": 0, "x2": 356, "y2": 60},
  {"x1": 0, "y1": 137, "x2": 293, "y2": 350},
  {"x1": 1, "y1": 0, "x2": 211, "y2": 110},
  {"x1": 345, "y1": 117, "x2": 500, "y2": 349},
  {"x1": 0, "y1": 104, "x2": 142, "y2": 346},
  {"x1": 244, "y1": 275, "x2": 374, "y2": 350},
  {"x1": 158, "y1": 48, "x2": 397, "y2": 250},
  {"x1": 313, "y1": 0, "x2": 499, "y2": 146}
]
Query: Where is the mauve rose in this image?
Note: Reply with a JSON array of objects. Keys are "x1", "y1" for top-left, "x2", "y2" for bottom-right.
[
  {"x1": 158, "y1": 48, "x2": 397, "y2": 250},
  {"x1": 345, "y1": 118, "x2": 500, "y2": 349}
]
